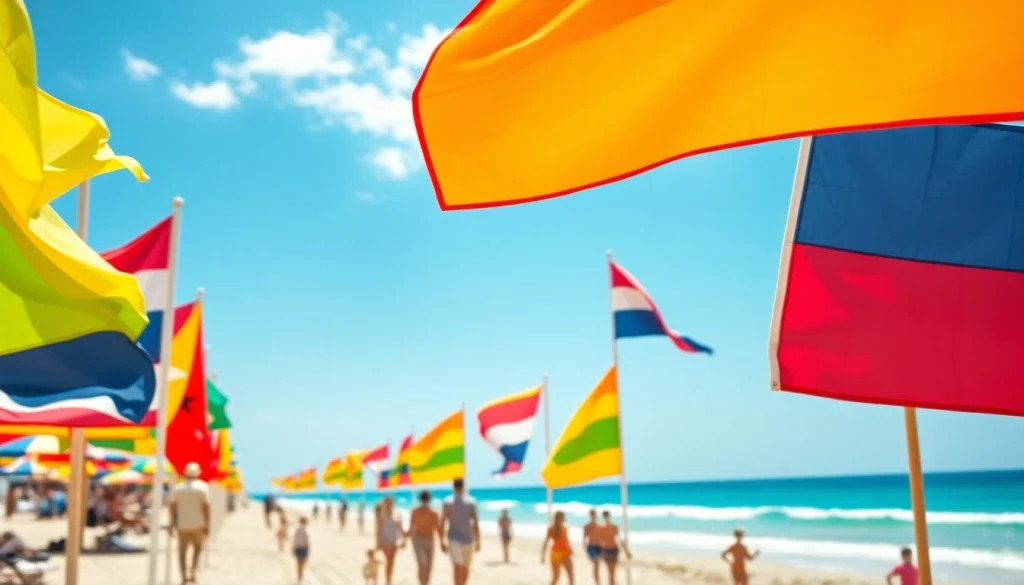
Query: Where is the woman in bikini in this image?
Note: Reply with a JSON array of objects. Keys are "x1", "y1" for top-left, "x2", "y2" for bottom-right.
[
  {"x1": 375, "y1": 497, "x2": 402, "y2": 585},
  {"x1": 541, "y1": 511, "x2": 575, "y2": 585},
  {"x1": 597, "y1": 511, "x2": 631, "y2": 585},
  {"x1": 721, "y1": 528, "x2": 759, "y2": 585}
]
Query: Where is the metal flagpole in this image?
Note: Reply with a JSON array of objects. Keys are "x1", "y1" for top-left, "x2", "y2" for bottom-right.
[
  {"x1": 149, "y1": 197, "x2": 184, "y2": 585},
  {"x1": 460, "y1": 403, "x2": 467, "y2": 489},
  {"x1": 542, "y1": 375, "x2": 553, "y2": 524},
  {"x1": 64, "y1": 182, "x2": 91, "y2": 585},
  {"x1": 606, "y1": 251, "x2": 632, "y2": 585}
]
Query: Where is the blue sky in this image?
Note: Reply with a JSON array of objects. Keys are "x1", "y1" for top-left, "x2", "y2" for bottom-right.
[{"x1": 29, "y1": 0, "x2": 1022, "y2": 491}]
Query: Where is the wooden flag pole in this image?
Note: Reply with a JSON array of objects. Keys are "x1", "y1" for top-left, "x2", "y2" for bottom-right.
[
  {"x1": 542, "y1": 374, "x2": 553, "y2": 524},
  {"x1": 904, "y1": 407, "x2": 932, "y2": 585},
  {"x1": 606, "y1": 250, "x2": 632, "y2": 585},
  {"x1": 149, "y1": 197, "x2": 184, "y2": 585},
  {"x1": 64, "y1": 182, "x2": 91, "y2": 585}
]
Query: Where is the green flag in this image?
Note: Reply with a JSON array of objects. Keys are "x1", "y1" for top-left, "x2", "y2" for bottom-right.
[{"x1": 207, "y1": 378, "x2": 231, "y2": 429}]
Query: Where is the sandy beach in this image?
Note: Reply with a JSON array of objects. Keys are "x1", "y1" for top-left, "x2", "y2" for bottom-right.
[{"x1": 2, "y1": 505, "x2": 981, "y2": 585}]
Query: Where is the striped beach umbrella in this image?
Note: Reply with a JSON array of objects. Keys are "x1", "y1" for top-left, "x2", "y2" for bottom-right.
[
  {"x1": 0, "y1": 436, "x2": 60, "y2": 458},
  {"x1": 100, "y1": 469, "x2": 171, "y2": 487},
  {"x1": 36, "y1": 444, "x2": 132, "y2": 470},
  {"x1": 1, "y1": 456, "x2": 53, "y2": 477},
  {"x1": 130, "y1": 458, "x2": 176, "y2": 476},
  {"x1": 86, "y1": 445, "x2": 132, "y2": 467}
]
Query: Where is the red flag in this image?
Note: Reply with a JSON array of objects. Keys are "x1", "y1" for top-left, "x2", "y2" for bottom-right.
[{"x1": 166, "y1": 308, "x2": 215, "y2": 478}]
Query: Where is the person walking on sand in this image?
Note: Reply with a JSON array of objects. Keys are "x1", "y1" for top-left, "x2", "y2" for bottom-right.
[
  {"x1": 721, "y1": 527, "x2": 759, "y2": 585},
  {"x1": 596, "y1": 511, "x2": 631, "y2": 585},
  {"x1": 277, "y1": 514, "x2": 290, "y2": 552},
  {"x1": 340, "y1": 499, "x2": 348, "y2": 529},
  {"x1": 583, "y1": 509, "x2": 601, "y2": 584},
  {"x1": 407, "y1": 490, "x2": 442, "y2": 585},
  {"x1": 542, "y1": 511, "x2": 575, "y2": 585},
  {"x1": 293, "y1": 516, "x2": 310, "y2": 583},
  {"x1": 263, "y1": 494, "x2": 276, "y2": 529},
  {"x1": 169, "y1": 462, "x2": 210, "y2": 585},
  {"x1": 440, "y1": 478, "x2": 480, "y2": 585},
  {"x1": 376, "y1": 497, "x2": 402, "y2": 585},
  {"x1": 887, "y1": 547, "x2": 919, "y2": 585},
  {"x1": 498, "y1": 510, "x2": 513, "y2": 564},
  {"x1": 358, "y1": 500, "x2": 366, "y2": 532}
]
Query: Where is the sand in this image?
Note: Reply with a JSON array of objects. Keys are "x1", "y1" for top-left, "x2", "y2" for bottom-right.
[{"x1": 3, "y1": 505, "x2": 972, "y2": 585}]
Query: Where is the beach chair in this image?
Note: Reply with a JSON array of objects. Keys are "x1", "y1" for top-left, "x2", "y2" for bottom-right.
[{"x1": 0, "y1": 552, "x2": 57, "y2": 584}]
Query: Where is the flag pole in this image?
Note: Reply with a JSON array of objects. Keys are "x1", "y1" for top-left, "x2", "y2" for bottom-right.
[
  {"x1": 64, "y1": 182, "x2": 91, "y2": 585},
  {"x1": 542, "y1": 374, "x2": 553, "y2": 524},
  {"x1": 408, "y1": 425, "x2": 415, "y2": 510},
  {"x1": 606, "y1": 250, "x2": 632, "y2": 585},
  {"x1": 904, "y1": 408, "x2": 932, "y2": 585},
  {"x1": 149, "y1": 196, "x2": 184, "y2": 585},
  {"x1": 461, "y1": 403, "x2": 467, "y2": 490}
]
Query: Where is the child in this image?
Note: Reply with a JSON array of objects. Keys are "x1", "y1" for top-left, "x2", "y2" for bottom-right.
[
  {"x1": 498, "y1": 510, "x2": 513, "y2": 563},
  {"x1": 293, "y1": 517, "x2": 310, "y2": 583},
  {"x1": 362, "y1": 549, "x2": 381, "y2": 585},
  {"x1": 276, "y1": 514, "x2": 289, "y2": 553},
  {"x1": 887, "y1": 547, "x2": 919, "y2": 585},
  {"x1": 721, "y1": 528, "x2": 759, "y2": 585}
]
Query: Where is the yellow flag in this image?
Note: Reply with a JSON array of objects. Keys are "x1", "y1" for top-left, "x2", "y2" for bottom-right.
[
  {"x1": 541, "y1": 367, "x2": 622, "y2": 489},
  {"x1": 415, "y1": 0, "x2": 1024, "y2": 210}
]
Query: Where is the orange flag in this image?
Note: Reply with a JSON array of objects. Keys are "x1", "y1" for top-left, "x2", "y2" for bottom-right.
[{"x1": 414, "y1": 0, "x2": 1024, "y2": 210}]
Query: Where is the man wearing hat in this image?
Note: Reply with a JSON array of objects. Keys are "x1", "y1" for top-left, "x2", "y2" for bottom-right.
[{"x1": 169, "y1": 462, "x2": 209, "y2": 584}]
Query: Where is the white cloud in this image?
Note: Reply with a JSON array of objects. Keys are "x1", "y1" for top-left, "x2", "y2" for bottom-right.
[
  {"x1": 367, "y1": 147, "x2": 418, "y2": 180},
  {"x1": 396, "y1": 25, "x2": 446, "y2": 69},
  {"x1": 121, "y1": 49, "x2": 161, "y2": 82},
  {"x1": 293, "y1": 80, "x2": 416, "y2": 142},
  {"x1": 170, "y1": 80, "x2": 240, "y2": 111},
  {"x1": 187, "y1": 16, "x2": 450, "y2": 180}
]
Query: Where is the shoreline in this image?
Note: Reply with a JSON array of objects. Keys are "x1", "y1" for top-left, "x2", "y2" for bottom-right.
[
  {"x1": 0, "y1": 506, "x2": 988, "y2": 584},
  {"x1": 267, "y1": 499, "x2": 993, "y2": 585}
]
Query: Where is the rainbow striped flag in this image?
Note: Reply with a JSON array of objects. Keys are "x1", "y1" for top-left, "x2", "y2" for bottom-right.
[
  {"x1": 541, "y1": 367, "x2": 621, "y2": 489},
  {"x1": 322, "y1": 457, "x2": 346, "y2": 486},
  {"x1": 408, "y1": 410, "x2": 465, "y2": 485},
  {"x1": 342, "y1": 450, "x2": 368, "y2": 490},
  {"x1": 388, "y1": 434, "x2": 414, "y2": 487}
]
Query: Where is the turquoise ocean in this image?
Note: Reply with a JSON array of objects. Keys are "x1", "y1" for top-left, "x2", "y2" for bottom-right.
[{"x1": 254, "y1": 470, "x2": 1024, "y2": 583}]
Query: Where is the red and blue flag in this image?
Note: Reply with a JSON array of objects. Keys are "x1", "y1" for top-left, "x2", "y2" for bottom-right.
[
  {"x1": 770, "y1": 124, "x2": 1024, "y2": 416},
  {"x1": 610, "y1": 260, "x2": 712, "y2": 354},
  {"x1": 478, "y1": 386, "x2": 542, "y2": 478}
]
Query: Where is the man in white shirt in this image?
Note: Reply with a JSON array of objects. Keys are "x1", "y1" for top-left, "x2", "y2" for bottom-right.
[{"x1": 169, "y1": 462, "x2": 209, "y2": 584}]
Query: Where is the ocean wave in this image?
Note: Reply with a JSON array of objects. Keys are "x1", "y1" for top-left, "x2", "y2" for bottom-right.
[
  {"x1": 478, "y1": 521, "x2": 1024, "y2": 571},
  {"x1": 482, "y1": 500, "x2": 520, "y2": 511},
  {"x1": 530, "y1": 502, "x2": 1024, "y2": 525}
]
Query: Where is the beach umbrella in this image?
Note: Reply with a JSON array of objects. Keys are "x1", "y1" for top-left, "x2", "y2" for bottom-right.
[
  {"x1": 0, "y1": 435, "x2": 61, "y2": 458},
  {"x1": 130, "y1": 458, "x2": 176, "y2": 476},
  {"x1": 87, "y1": 445, "x2": 132, "y2": 467},
  {"x1": 1, "y1": 456, "x2": 53, "y2": 477},
  {"x1": 47, "y1": 461, "x2": 101, "y2": 478},
  {"x1": 100, "y1": 469, "x2": 170, "y2": 487}
]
